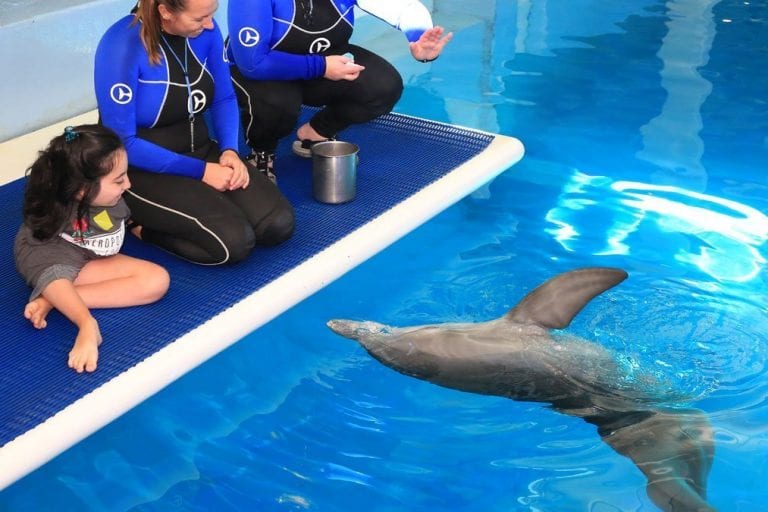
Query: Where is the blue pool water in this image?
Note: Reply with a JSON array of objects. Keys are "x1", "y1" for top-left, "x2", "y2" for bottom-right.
[{"x1": 3, "y1": 0, "x2": 768, "y2": 510}]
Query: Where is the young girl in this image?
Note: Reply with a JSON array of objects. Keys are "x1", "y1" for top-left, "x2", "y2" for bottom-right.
[{"x1": 14, "y1": 124, "x2": 170, "y2": 373}]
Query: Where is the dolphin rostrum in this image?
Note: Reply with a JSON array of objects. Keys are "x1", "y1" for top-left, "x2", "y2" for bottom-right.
[{"x1": 328, "y1": 268, "x2": 715, "y2": 512}]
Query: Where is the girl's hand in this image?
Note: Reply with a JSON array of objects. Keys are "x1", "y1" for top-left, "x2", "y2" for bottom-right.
[
  {"x1": 219, "y1": 149, "x2": 250, "y2": 190},
  {"x1": 202, "y1": 162, "x2": 234, "y2": 191},
  {"x1": 409, "y1": 26, "x2": 453, "y2": 62},
  {"x1": 324, "y1": 55, "x2": 365, "y2": 81}
]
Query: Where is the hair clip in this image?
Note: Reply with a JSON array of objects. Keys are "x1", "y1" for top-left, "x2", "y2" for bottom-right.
[{"x1": 64, "y1": 126, "x2": 79, "y2": 143}]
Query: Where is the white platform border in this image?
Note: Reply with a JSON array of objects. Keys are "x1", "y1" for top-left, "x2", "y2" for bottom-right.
[{"x1": 0, "y1": 114, "x2": 523, "y2": 489}]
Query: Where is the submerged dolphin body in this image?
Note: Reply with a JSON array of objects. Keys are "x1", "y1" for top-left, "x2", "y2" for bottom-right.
[{"x1": 328, "y1": 268, "x2": 715, "y2": 512}]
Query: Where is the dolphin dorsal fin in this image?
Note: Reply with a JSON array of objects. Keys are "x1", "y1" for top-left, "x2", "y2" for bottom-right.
[{"x1": 505, "y1": 268, "x2": 628, "y2": 329}]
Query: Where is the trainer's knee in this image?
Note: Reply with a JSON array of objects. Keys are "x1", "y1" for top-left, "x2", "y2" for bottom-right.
[
  {"x1": 256, "y1": 202, "x2": 295, "y2": 246},
  {"x1": 222, "y1": 222, "x2": 257, "y2": 264},
  {"x1": 386, "y1": 72, "x2": 404, "y2": 104},
  {"x1": 369, "y1": 71, "x2": 404, "y2": 115}
]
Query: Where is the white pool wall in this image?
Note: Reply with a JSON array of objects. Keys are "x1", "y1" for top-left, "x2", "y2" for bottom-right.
[{"x1": 0, "y1": 1, "x2": 137, "y2": 142}]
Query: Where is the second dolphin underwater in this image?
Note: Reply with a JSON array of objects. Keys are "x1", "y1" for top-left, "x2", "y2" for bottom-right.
[{"x1": 328, "y1": 268, "x2": 716, "y2": 512}]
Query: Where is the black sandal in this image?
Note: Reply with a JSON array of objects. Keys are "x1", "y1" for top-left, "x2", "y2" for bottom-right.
[
  {"x1": 246, "y1": 150, "x2": 277, "y2": 184},
  {"x1": 291, "y1": 138, "x2": 334, "y2": 158}
]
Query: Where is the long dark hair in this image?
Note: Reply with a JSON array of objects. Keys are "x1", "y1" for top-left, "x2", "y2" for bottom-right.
[
  {"x1": 23, "y1": 124, "x2": 124, "y2": 241},
  {"x1": 133, "y1": 0, "x2": 188, "y2": 65}
]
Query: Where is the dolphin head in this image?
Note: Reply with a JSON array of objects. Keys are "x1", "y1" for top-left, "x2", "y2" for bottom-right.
[
  {"x1": 328, "y1": 316, "x2": 562, "y2": 398},
  {"x1": 328, "y1": 319, "x2": 446, "y2": 381},
  {"x1": 326, "y1": 319, "x2": 390, "y2": 340}
]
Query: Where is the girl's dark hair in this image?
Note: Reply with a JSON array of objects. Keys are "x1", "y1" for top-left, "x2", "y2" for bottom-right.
[
  {"x1": 23, "y1": 124, "x2": 124, "y2": 241},
  {"x1": 133, "y1": 0, "x2": 188, "y2": 65}
]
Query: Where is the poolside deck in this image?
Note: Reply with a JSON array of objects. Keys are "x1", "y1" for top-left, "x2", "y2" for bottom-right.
[{"x1": 0, "y1": 108, "x2": 524, "y2": 489}]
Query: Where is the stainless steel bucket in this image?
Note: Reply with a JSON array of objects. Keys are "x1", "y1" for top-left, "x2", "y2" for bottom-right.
[{"x1": 311, "y1": 141, "x2": 359, "y2": 204}]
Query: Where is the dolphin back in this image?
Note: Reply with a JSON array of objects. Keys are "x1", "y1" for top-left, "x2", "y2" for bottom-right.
[{"x1": 505, "y1": 267, "x2": 628, "y2": 329}]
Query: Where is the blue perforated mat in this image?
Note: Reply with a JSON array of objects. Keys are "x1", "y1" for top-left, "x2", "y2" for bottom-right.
[{"x1": 0, "y1": 112, "x2": 494, "y2": 448}]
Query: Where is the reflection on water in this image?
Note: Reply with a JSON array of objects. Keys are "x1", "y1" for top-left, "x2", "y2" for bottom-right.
[
  {"x1": 546, "y1": 170, "x2": 768, "y2": 283},
  {"x1": 636, "y1": 0, "x2": 719, "y2": 190}
]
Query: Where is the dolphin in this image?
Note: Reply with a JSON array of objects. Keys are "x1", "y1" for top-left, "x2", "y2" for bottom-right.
[{"x1": 328, "y1": 268, "x2": 716, "y2": 512}]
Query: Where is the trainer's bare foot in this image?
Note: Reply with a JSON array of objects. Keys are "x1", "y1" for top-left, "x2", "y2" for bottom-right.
[
  {"x1": 68, "y1": 318, "x2": 102, "y2": 373},
  {"x1": 24, "y1": 296, "x2": 53, "y2": 329},
  {"x1": 296, "y1": 122, "x2": 327, "y2": 142}
]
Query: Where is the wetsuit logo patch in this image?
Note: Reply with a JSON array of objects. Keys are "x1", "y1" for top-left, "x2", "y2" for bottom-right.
[
  {"x1": 238, "y1": 27, "x2": 260, "y2": 47},
  {"x1": 110, "y1": 83, "x2": 133, "y2": 105},
  {"x1": 189, "y1": 90, "x2": 207, "y2": 114},
  {"x1": 309, "y1": 38, "x2": 332, "y2": 54}
]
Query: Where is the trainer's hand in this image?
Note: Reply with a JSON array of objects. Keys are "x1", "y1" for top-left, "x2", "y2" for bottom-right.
[
  {"x1": 219, "y1": 149, "x2": 250, "y2": 190},
  {"x1": 202, "y1": 162, "x2": 234, "y2": 191},
  {"x1": 410, "y1": 26, "x2": 453, "y2": 62},
  {"x1": 324, "y1": 55, "x2": 365, "y2": 81}
]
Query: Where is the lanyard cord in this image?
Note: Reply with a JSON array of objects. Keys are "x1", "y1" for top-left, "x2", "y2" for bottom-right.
[
  {"x1": 299, "y1": 0, "x2": 314, "y2": 26},
  {"x1": 161, "y1": 34, "x2": 196, "y2": 152}
]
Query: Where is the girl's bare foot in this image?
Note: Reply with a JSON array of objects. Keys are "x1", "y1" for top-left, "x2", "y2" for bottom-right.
[
  {"x1": 127, "y1": 219, "x2": 143, "y2": 239},
  {"x1": 68, "y1": 318, "x2": 102, "y2": 373},
  {"x1": 24, "y1": 296, "x2": 53, "y2": 329}
]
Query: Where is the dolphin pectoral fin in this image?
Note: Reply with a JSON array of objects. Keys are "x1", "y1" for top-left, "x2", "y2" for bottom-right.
[
  {"x1": 596, "y1": 409, "x2": 716, "y2": 512},
  {"x1": 505, "y1": 267, "x2": 628, "y2": 329},
  {"x1": 646, "y1": 479, "x2": 717, "y2": 512}
]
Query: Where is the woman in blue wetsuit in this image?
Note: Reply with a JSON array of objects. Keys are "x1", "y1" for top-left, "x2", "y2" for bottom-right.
[
  {"x1": 95, "y1": 0, "x2": 294, "y2": 265},
  {"x1": 226, "y1": 0, "x2": 452, "y2": 179}
]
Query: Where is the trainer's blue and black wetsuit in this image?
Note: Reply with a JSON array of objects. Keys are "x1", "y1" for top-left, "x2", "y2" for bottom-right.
[
  {"x1": 226, "y1": 0, "x2": 434, "y2": 153},
  {"x1": 95, "y1": 13, "x2": 294, "y2": 265}
]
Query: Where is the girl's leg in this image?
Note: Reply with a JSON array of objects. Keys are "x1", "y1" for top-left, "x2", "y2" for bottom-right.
[
  {"x1": 24, "y1": 297, "x2": 53, "y2": 329},
  {"x1": 72, "y1": 253, "x2": 170, "y2": 308},
  {"x1": 35, "y1": 278, "x2": 102, "y2": 373},
  {"x1": 29, "y1": 254, "x2": 169, "y2": 373},
  {"x1": 73, "y1": 255, "x2": 168, "y2": 373}
]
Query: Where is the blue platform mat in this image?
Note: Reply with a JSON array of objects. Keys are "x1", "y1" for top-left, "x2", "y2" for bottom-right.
[{"x1": 0, "y1": 111, "x2": 523, "y2": 488}]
